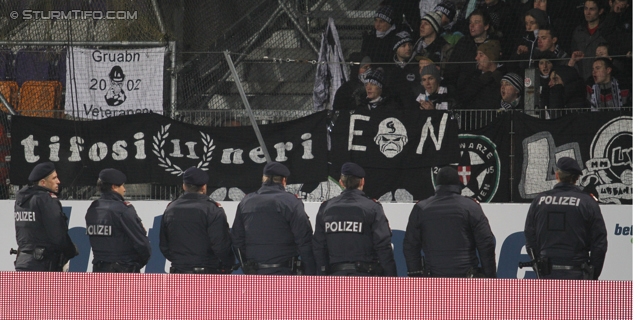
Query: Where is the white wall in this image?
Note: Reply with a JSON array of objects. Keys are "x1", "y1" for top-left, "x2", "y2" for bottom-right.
[{"x1": 1, "y1": 201, "x2": 631, "y2": 280}]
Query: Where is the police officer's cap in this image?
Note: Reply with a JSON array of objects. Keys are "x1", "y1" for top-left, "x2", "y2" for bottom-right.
[
  {"x1": 436, "y1": 166, "x2": 460, "y2": 186},
  {"x1": 341, "y1": 162, "x2": 365, "y2": 178},
  {"x1": 557, "y1": 157, "x2": 582, "y2": 175},
  {"x1": 263, "y1": 162, "x2": 290, "y2": 177},
  {"x1": 183, "y1": 166, "x2": 209, "y2": 186},
  {"x1": 28, "y1": 162, "x2": 56, "y2": 182},
  {"x1": 99, "y1": 168, "x2": 126, "y2": 185}
]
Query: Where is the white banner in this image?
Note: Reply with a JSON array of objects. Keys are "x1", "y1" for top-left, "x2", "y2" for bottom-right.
[
  {"x1": 0, "y1": 201, "x2": 631, "y2": 280},
  {"x1": 65, "y1": 47, "x2": 165, "y2": 119}
]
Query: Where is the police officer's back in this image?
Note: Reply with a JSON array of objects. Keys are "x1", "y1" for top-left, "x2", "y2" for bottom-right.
[
  {"x1": 403, "y1": 166, "x2": 496, "y2": 278},
  {"x1": 85, "y1": 169, "x2": 151, "y2": 272},
  {"x1": 160, "y1": 167, "x2": 235, "y2": 274},
  {"x1": 14, "y1": 162, "x2": 78, "y2": 271},
  {"x1": 231, "y1": 162, "x2": 316, "y2": 275},
  {"x1": 313, "y1": 162, "x2": 397, "y2": 276},
  {"x1": 525, "y1": 157, "x2": 607, "y2": 279}
]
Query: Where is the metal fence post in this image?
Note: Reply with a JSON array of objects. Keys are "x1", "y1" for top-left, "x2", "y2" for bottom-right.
[
  {"x1": 509, "y1": 110, "x2": 514, "y2": 202},
  {"x1": 0, "y1": 92, "x2": 17, "y2": 115},
  {"x1": 223, "y1": 50, "x2": 272, "y2": 162},
  {"x1": 524, "y1": 68, "x2": 539, "y2": 117},
  {"x1": 169, "y1": 41, "x2": 177, "y2": 119}
]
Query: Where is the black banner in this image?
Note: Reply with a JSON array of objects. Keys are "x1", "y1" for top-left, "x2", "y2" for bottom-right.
[
  {"x1": 9, "y1": 110, "x2": 632, "y2": 204},
  {"x1": 10, "y1": 112, "x2": 328, "y2": 189},
  {"x1": 512, "y1": 111, "x2": 632, "y2": 204},
  {"x1": 329, "y1": 109, "x2": 459, "y2": 200},
  {"x1": 450, "y1": 112, "x2": 512, "y2": 203}
]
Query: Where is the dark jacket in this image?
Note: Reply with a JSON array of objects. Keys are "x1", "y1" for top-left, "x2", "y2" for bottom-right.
[
  {"x1": 571, "y1": 20, "x2": 615, "y2": 80},
  {"x1": 231, "y1": 183, "x2": 316, "y2": 275},
  {"x1": 160, "y1": 192, "x2": 235, "y2": 271},
  {"x1": 333, "y1": 59, "x2": 367, "y2": 111},
  {"x1": 403, "y1": 184, "x2": 496, "y2": 277},
  {"x1": 361, "y1": 26, "x2": 397, "y2": 63},
  {"x1": 86, "y1": 191, "x2": 151, "y2": 267},
  {"x1": 478, "y1": 1, "x2": 516, "y2": 57},
  {"x1": 525, "y1": 182, "x2": 607, "y2": 279},
  {"x1": 356, "y1": 95, "x2": 401, "y2": 113},
  {"x1": 383, "y1": 59, "x2": 422, "y2": 110},
  {"x1": 14, "y1": 185, "x2": 76, "y2": 271},
  {"x1": 512, "y1": 31, "x2": 538, "y2": 70},
  {"x1": 313, "y1": 189, "x2": 397, "y2": 276},
  {"x1": 332, "y1": 79, "x2": 366, "y2": 111},
  {"x1": 413, "y1": 36, "x2": 452, "y2": 64},
  {"x1": 458, "y1": 67, "x2": 504, "y2": 110},
  {"x1": 548, "y1": 65, "x2": 587, "y2": 111},
  {"x1": 444, "y1": 35, "x2": 493, "y2": 96}
]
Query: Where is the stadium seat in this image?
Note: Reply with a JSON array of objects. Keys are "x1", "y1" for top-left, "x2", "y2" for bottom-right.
[
  {"x1": 0, "y1": 81, "x2": 19, "y2": 113},
  {"x1": 18, "y1": 80, "x2": 62, "y2": 118}
]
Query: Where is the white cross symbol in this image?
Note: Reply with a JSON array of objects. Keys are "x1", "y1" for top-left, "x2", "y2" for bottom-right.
[{"x1": 458, "y1": 166, "x2": 471, "y2": 185}]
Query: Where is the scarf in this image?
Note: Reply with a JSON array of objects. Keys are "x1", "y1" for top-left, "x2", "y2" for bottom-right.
[
  {"x1": 500, "y1": 97, "x2": 520, "y2": 110},
  {"x1": 590, "y1": 79, "x2": 623, "y2": 111},
  {"x1": 368, "y1": 96, "x2": 383, "y2": 110},
  {"x1": 393, "y1": 53, "x2": 415, "y2": 69},
  {"x1": 376, "y1": 25, "x2": 396, "y2": 38},
  {"x1": 413, "y1": 38, "x2": 429, "y2": 56}
]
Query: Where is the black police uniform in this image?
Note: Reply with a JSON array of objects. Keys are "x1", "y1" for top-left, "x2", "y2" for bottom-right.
[
  {"x1": 14, "y1": 185, "x2": 77, "y2": 271},
  {"x1": 231, "y1": 182, "x2": 316, "y2": 275},
  {"x1": 313, "y1": 189, "x2": 397, "y2": 276},
  {"x1": 403, "y1": 184, "x2": 497, "y2": 278},
  {"x1": 525, "y1": 182, "x2": 607, "y2": 279},
  {"x1": 85, "y1": 191, "x2": 151, "y2": 272},
  {"x1": 160, "y1": 193, "x2": 235, "y2": 274}
]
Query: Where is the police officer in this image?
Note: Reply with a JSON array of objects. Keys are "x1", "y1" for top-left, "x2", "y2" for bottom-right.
[
  {"x1": 160, "y1": 167, "x2": 235, "y2": 274},
  {"x1": 231, "y1": 162, "x2": 316, "y2": 275},
  {"x1": 525, "y1": 157, "x2": 607, "y2": 280},
  {"x1": 403, "y1": 166, "x2": 496, "y2": 278},
  {"x1": 85, "y1": 168, "x2": 151, "y2": 272},
  {"x1": 14, "y1": 162, "x2": 78, "y2": 271},
  {"x1": 313, "y1": 162, "x2": 396, "y2": 276}
]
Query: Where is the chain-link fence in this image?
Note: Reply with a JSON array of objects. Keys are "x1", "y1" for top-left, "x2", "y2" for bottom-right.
[
  {"x1": 173, "y1": 0, "x2": 631, "y2": 112},
  {"x1": 0, "y1": 0, "x2": 632, "y2": 201},
  {"x1": 0, "y1": 0, "x2": 164, "y2": 42}
]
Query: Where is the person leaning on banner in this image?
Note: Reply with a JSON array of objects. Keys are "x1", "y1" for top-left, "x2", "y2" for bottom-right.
[
  {"x1": 231, "y1": 162, "x2": 316, "y2": 275},
  {"x1": 159, "y1": 167, "x2": 235, "y2": 274},
  {"x1": 313, "y1": 162, "x2": 397, "y2": 277},
  {"x1": 85, "y1": 169, "x2": 151, "y2": 273},
  {"x1": 524, "y1": 157, "x2": 607, "y2": 280},
  {"x1": 13, "y1": 162, "x2": 78, "y2": 271},
  {"x1": 403, "y1": 166, "x2": 496, "y2": 278}
]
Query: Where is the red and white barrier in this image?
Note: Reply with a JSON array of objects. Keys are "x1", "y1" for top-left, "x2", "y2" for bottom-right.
[{"x1": 0, "y1": 272, "x2": 631, "y2": 319}]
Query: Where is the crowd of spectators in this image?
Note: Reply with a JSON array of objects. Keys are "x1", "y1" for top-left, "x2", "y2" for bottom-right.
[{"x1": 333, "y1": 0, "x2": 632, "y2": 118}]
